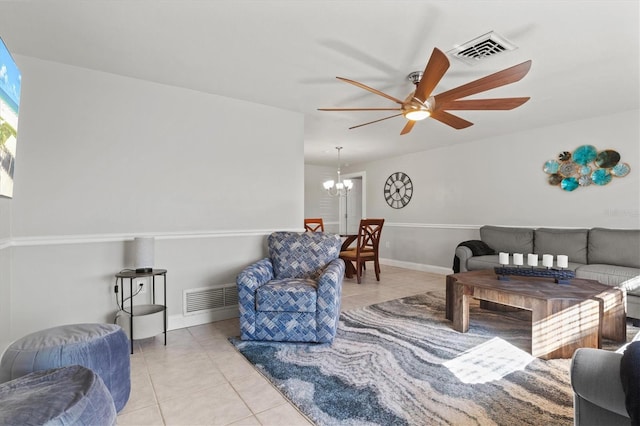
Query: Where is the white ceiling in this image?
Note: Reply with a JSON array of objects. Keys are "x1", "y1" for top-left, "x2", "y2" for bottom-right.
[{"x1": 0, "y1": 1, "x2": 638, "y2": 166}]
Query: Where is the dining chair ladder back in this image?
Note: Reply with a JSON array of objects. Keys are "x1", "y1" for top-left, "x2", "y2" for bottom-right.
[
  {"x1": 304, "y1": 218, "x2": 325, "y2": 232},
  {"x1": 340, "y1": 218, "x2": 384, "y2": 284}
]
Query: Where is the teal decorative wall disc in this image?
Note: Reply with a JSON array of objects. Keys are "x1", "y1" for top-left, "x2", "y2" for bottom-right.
[
  {"x1": 611, "y1": 163, "x2": 630, "y2": 177},
  {"x1": 543, "y1": 146, "x2": 630, "y2": 190},
  {"x1": 561, "y1": 177, "x2": 579, "y2": 191},
  {"x1": 543, "y1": 160, "x2": 559, "y2": 174},
  {"x1": 572, "y1": 145, "x2": 597, "y2": 165},
  {"x1": 592, "y1": 169, "x2": 612, "y2": 185}
]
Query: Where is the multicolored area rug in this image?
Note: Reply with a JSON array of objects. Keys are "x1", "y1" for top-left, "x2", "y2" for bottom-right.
[{"x1": 232, "y1": 291, "x2": 590, "y2": 425}]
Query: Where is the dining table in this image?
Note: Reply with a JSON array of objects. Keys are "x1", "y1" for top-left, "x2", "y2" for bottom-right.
[{"x1": 339, "y1": 234, "x2": 358, "y2": 278}]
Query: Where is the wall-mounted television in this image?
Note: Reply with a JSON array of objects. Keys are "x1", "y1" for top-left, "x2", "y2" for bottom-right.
[{"x1": 0, "y1": 36, "x2": 21, "y2": 198}]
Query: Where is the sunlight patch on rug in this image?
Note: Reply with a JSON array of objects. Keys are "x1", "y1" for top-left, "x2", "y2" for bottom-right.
[{"x1": 443, "y1": 337, "x2": 535, "y2": 384}]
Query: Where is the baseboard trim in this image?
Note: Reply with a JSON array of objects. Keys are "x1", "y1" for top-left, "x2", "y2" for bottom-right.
[
  {"x1": 380, "y1": 257, "x2": 452, "y2": 275},
  {"x1": 168, "y1": 306, "x2": 239, "y2": 331}
]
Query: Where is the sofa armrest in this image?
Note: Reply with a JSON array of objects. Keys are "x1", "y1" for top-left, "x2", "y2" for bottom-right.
[
  {"x1": 315, "y1": 258, "x2": 346, "y2": 343},
  {"x1": 455, "y1": 246, "x2": 474, "y2": 272},
  {"x1": 571, "y1": 348, "x2": 628, "y2": 419},
  {"x1": 236, "y1": 258, "x2": 274, "y2": 340}
]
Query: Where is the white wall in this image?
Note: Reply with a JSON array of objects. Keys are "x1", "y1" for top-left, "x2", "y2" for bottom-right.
[
  {"x1": 339, "y1": 109, "x2": 640, "y2": 272},
  {"x1": 1, "y1": 56, "x2": 304, "y2": 349}
]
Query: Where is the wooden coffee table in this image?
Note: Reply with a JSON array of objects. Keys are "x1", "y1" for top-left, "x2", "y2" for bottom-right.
[{"x1": 445, "y1": 270, "x2": 627, "y2": 359}]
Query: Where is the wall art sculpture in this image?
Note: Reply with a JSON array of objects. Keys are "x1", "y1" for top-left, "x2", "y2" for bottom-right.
[{"x1": 543, "y1": 145, "x2": 630, "y2": 191}]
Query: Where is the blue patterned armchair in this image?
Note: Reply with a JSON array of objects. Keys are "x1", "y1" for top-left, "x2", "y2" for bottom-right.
[{"x1": 237, "y1": 231, "x2": 345, "y2": 343}]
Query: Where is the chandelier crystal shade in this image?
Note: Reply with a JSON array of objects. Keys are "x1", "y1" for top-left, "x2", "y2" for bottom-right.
[{"x1": 323, "y1": 147, "x2": 353, "y2": 196}]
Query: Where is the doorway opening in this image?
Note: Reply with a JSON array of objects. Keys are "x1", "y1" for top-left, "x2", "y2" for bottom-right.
[{"x1": 339, "y1": 171, "x2": 366, "y2": 235}]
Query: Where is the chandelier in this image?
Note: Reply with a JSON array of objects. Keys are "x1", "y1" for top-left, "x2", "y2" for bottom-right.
[{"x1": 323, "y1": 146, "x2": 353, "y2": 196}]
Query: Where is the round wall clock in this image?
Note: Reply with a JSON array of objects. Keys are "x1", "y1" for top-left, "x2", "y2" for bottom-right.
[{"x1": 384, "y1": 172, "x2": 413, "y2": 209}]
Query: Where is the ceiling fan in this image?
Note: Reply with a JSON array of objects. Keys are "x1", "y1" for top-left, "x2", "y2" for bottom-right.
[{"x1": 318, "y1": 48, "x2": 532, "y2": 135}]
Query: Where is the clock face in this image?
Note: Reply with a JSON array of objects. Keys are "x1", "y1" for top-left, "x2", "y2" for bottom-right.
[{"x1": 384, "y1": 172, "x2": 413, "y2": 209}]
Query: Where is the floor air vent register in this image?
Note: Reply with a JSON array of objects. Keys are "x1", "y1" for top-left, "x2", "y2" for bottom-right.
[{"x1": 183, "y1": 284, "x2": 239, "y2": 315}]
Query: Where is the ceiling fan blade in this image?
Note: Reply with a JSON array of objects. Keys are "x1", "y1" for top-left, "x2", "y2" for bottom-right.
[
  {"x1": 336, "y1": 77, "x2": 405, "y2": 105},
  {"x1": 430, "y1": 110, "x2": 474, "y2": 129},
  {"x1": 349, "y1": 113, "x2": 404, "y2": 130},
  {"x1": 439, "y1": 97, "x2": 530, "y2": 110},
  {"x1": 434, "y1": 60, "x2": 532, "y2": 104},
  {"x1": 400, "y1": 120, "x2": 416, "y2": 135},
  {"x1": 414, "y1": 48, "x2": 450, "y2": 102},
  {"x1": 318, "y1": 107, "x2": 402, "y2": 111}
]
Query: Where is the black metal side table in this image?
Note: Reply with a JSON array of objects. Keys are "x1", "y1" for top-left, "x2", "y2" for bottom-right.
[{"x1": 115, "y1": 269, "x2": 167, "y2": 354}]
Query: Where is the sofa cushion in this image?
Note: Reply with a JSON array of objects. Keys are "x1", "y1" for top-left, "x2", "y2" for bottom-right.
[
  {"x1": 575, "y1": 265, "x2": 640, "y2": 292},
  {"x1": 256, "y1": 279, "x2": 317, "y2": 312},
  {"x1": 589, "y1": 228, "x2": 640, "y2": 269},
  {"x1": 268, "y1": 232, "x2": 341, "y2": 279},
  {"x1": 534, "y1": 228, "x2": 589, "y2": 264},
  {"x1": 480, "y1": 226, "x2": 534, "y2": 254},
  {"x1": 466, "y1": 255, "x2": 501, "y2": 271},
  {"x1": 622, "y1": 276, "x2": 640, "y2": 298}
]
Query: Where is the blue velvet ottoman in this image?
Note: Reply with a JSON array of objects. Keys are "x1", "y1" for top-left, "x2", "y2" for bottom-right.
[
  {"x1": 0, "y1": 323, "x2": 130, "y2": 412},
  {"x1": 0, "y1": 365, "x2": 116, "y2": 425}
]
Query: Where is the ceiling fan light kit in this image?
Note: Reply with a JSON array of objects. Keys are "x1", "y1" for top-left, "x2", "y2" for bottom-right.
[
  {"x1": 319, "y1": 43, "x2": 532, "y2": 135},
  {"x1": 404, "y1": 108, "x2": 430, "y2": 121}
]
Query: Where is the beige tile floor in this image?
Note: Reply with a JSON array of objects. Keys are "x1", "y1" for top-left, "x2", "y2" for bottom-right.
[{"x1": 117, "y1": 265, "x2": 446, "y2": 425}]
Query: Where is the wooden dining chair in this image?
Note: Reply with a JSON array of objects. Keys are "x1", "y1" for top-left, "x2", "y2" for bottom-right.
[
  {"x1": 304, "y1": 218, "x2": 324, "y2": 232},
  {"x1": 339, "y1": 218, "x2": 384, "y2": 284}
]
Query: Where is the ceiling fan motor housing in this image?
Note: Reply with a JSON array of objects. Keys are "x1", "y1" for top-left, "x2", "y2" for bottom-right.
[{"x1": 402, "y1": 91, "x2": 432, "y2": 119}]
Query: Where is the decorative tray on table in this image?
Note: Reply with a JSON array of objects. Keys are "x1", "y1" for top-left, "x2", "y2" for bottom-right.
[{"x1": 494, "y1": 266, "x2": 575, "y2": 284}]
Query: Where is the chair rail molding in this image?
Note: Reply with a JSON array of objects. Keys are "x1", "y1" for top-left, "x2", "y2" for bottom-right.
[
  {"x1": 385, "y1": 222, "x2": 480, "y2": 230},
  {"x1": 384, "y1": 222, "x2": 603, "y2": 230},
  {"x1": 8, "y1": 228, "x2": 300, "y2": 248}
]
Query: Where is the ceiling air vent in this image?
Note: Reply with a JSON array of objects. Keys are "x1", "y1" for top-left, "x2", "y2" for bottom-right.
[{"x1": 447, "y1": 31, "x2": 517, "y2": 66}]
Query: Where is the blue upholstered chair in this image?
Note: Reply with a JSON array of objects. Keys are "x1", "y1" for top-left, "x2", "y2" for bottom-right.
[{"x1": 237, "y1": 231, "x2": 345, "y2": 343}]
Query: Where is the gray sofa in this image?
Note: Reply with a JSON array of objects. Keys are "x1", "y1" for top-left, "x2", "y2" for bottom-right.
[{"x1": 454, "y1": 226, "x2": 640, "y2": 319}]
